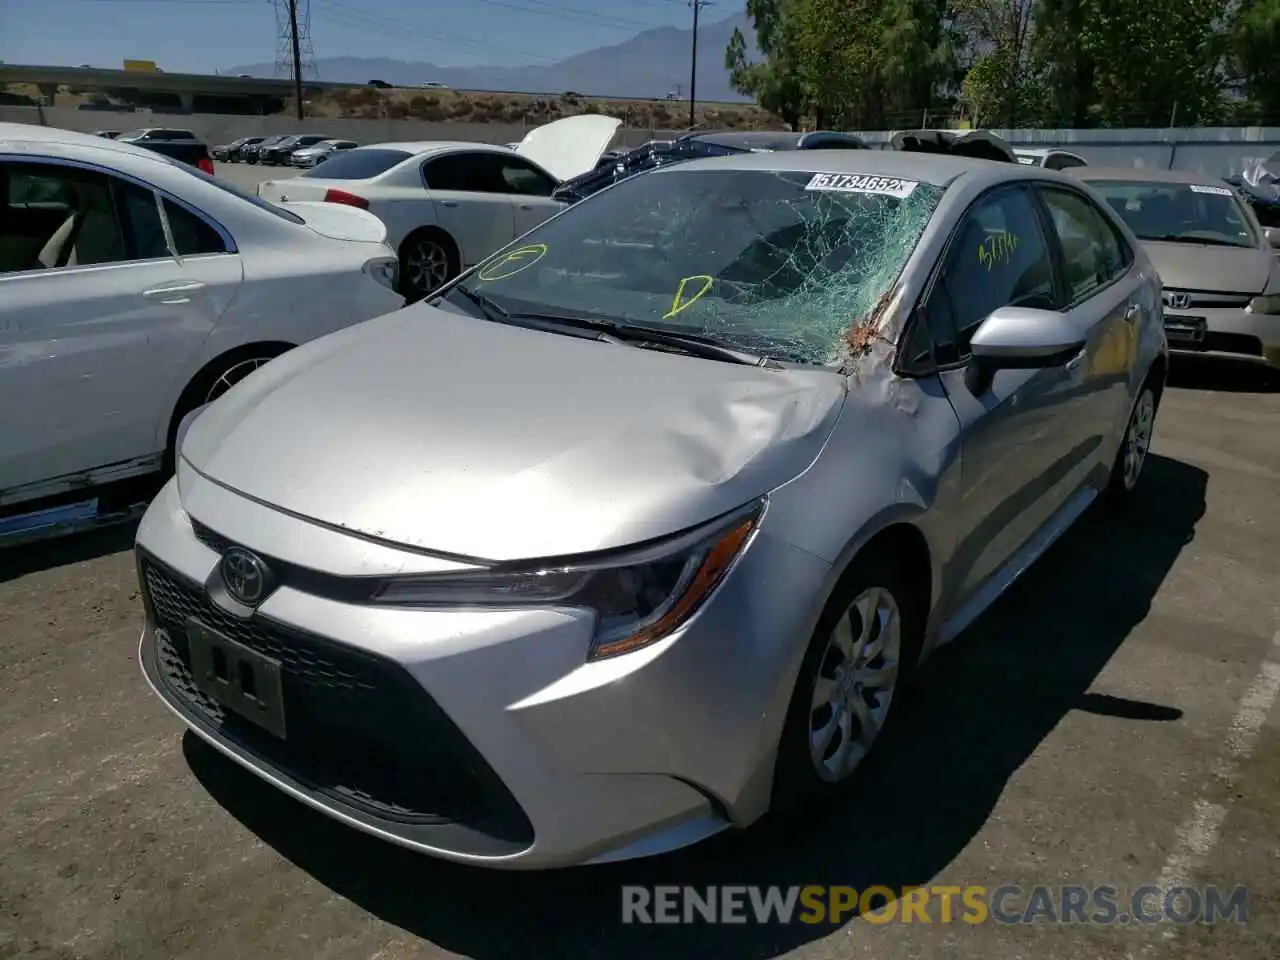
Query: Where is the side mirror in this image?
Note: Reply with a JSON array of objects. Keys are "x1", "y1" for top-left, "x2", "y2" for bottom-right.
[
  {"x1": 965, "y1": 306, "x2": 1085, "y2": 393},
  {"x1": 1264, "y1": 226, "x2": 1279, "y2": 249}
]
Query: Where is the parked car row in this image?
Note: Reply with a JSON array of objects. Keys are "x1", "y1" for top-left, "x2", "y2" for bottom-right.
[
  {"x1": 97, "y1": 126, "x2": 215, "y2": 174},
  {"x1": 5, "y1": 119, "x2": 1278, "y2": 876},
  {"x1": 214, "y1": 134, "x2": 360, "y2": 166}
]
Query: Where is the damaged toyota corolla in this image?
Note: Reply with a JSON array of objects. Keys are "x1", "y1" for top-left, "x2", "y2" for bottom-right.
[{"x1": 135, "y1": 149, "x2": 1168, "y2": 869}]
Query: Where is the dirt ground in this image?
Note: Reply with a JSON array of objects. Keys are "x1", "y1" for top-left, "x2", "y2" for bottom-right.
[{"x1": 2, "y1": 358, "x2": 1279, "y2": 960}]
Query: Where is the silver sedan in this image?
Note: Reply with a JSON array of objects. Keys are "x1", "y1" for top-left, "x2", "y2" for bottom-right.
[
  {"x1": 135, "y1": 149, "x2": 1168, "y2": 869},
  {"x1": 1073, "y1": 166, "x2": 1280, "y2": 370}
]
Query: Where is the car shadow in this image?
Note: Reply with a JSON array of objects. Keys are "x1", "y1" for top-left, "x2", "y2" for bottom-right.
[
  {"x1": 185, "y1": 453, "x2": 1207, "y2": 958},
  {"x1": 0, "y1": 521, "x2": 137, "y2": 584},
  {"x1": 1168, "y1": 355, "x2": 1280, "y2": 393}
]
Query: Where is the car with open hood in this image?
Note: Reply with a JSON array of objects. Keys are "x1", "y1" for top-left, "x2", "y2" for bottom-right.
[
  {"x1": 136, "y1": 146, "x2": 1167, "y2": 870},
  {"x1": 1073, "y1": 166, "x2": 1280, "y2": 370},
  {"x1": 0, "y1": 122, "x2": 403, "y2": 545},
  {"x1": 256, "y1": 114, "x2": 622, "y2": 300}
]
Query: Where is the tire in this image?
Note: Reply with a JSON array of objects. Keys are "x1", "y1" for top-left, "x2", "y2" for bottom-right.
[
  {"x1": 399, "y1": 229, "x2": 459, "y2": 302},
  {"x1": 771, "y1": 552, "x2": 924, "y2": 815},
  {"x1": 164, "y1": 348, "x2": 288, "y2": 474},
  {"x1": 1104, "y1": 378, "x2": 1159, "y2": 501}
]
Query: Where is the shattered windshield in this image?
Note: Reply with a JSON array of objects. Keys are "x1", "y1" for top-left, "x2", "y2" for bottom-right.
[
  {"x1": 1087, "y1": 180, "x2": 1259, "y2": 248},
  {"x1": 453, "y1": 167, "x2": 944, "y2": 365}
]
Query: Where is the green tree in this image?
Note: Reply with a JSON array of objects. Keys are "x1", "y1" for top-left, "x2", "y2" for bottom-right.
[
  {"x1": 954, "y1": 0, "x2": 1046, "y2": 127},
  {"x1": 725, "y1": 0, "x2": 810, "y2": 129},
  {"x1": 1232, "y1": 0, "x2": 1280, "y2": 121},
  {"x1": 1071, "y1": 0, "x2": 1227, "y2": 127}
]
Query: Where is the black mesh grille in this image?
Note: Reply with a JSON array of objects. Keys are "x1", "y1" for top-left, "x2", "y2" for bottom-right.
[{"x1": 141, "y1": 555, "x2": 532, "y2": 842}]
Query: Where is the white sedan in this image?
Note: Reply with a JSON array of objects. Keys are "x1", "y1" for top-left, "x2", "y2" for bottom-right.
[
  {"x1": 0, "y1": 122, "x2": 405, "y2": 545},
  {"x1": 256, "y1": 114, "x2": 621, "y2": 300}
]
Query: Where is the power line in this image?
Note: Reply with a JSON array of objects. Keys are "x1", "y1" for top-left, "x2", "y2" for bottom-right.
[{"x1": 311, "y1": 0, "x2": 559, "y2": 65}]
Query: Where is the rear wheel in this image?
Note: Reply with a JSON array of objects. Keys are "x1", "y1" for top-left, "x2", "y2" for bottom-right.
[
  {"x1": 1105, "y1": 378, "x2": 1160, "y2": 500},
  {"x1": 399, "y1": 230, "x2": 458, "y2": 302},
  {"x1": 164, "y1": 347, "x2": 289, "y2": 474}
]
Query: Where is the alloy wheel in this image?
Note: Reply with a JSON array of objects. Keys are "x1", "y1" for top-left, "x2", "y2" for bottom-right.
[
  {"x1": 405, "y1": 238, "x2": 451, "y2": 296},
  {"x1": 1122, "y1": 388, "x2": 1156, "y2": 490},
  {"x1": 205, "y1": 357, "x2": 269, "y2": 404},
  {"x1": 808, "y1": 586, "x2": 902, "y2": 783}
]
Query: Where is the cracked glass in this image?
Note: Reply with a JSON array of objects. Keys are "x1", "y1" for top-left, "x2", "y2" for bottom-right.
[{"x1": 455, "y1": 168, "x2": 945, "y2": 366}]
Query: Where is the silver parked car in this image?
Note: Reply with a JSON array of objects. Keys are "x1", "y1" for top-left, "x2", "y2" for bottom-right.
[
  {"x1": 136, "y1": 150, "x2": 1167, "y2": 870},
  {"x1": 1073, "y1": 167, "x2": 1280, "y2": 370}
]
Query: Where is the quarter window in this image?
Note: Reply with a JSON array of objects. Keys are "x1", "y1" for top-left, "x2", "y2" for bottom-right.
[
  {"x1": 163, "y1": 199, "x2": 226, "y2": 255},
  {"x1": 497, "y1": 157, "x2": 556, "y2": 197},
  {"x1": 1038, "y1": 187, "x2": 1128, "y2": 303}
]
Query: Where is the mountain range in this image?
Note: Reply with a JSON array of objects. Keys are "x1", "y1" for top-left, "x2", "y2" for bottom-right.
[{"x1": 225, "y1": 11, "x2": 755, "y2": 102}]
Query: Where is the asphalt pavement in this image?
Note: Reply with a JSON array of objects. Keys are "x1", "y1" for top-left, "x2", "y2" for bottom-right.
[
  {"x1": 2, "y1": 350, "x2": 1279, "y2": 956},
  {"x1": 215, "y1": 161, "x2": 300, "y2": 191}
]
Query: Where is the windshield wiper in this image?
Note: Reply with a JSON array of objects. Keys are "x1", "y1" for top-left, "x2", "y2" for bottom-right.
[
  {"x1": 449, "y1": 287, "x2": 770, "y2": 366},
  {"x1": 451, "y1": 284, "x2": 511, "y2": 323},
  {"x1": 507, "y1": 312, "x2": 770, "y2": 366},
  {"x1": 1144, "y1": 233, "x2": 1251, "y2": 248}
]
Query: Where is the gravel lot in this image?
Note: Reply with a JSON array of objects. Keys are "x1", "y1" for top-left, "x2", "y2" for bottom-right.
[{"x1": 3, "y1": 297, "x2": 1280, "y2": 954}]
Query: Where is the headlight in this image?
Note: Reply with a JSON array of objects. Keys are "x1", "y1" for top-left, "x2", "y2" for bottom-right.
[
  {"x1": 1245, "y1": 294, "x2": 1280, "y2": 315},
  {"x1": 363, "y1": 256, "x2": 398, "y2": 291},
  {"x1": 371, "y1": 500, "x2": 765, "y2": 660}
]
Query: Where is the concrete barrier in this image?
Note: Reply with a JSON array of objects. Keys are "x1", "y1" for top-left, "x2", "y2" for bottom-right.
[
  {"x1": 0, "y1": 105, "x2": 687, "y2": 148},
  {"x1": 851, "y1": 127, "x2": 1280, "y2": 178}
]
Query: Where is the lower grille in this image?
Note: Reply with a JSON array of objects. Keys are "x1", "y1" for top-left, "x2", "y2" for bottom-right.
[{"x1": 140, "y1": 556, "x2": 532, "y2": 844}]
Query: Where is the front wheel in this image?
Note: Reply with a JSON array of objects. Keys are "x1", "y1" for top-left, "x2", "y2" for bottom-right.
[{"x1": 771, "y1": 555, "x2": 921, "y2": 813}]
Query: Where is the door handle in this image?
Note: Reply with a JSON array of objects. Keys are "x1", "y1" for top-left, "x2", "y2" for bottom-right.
[
  {"x1": 441, "y1": 200, "x2": 458, "y2": 208},
  {"x1": 1123, "y1": 304, "x2": 1141, "y2": 324},
  {"x1": 142, "y1": 280, "x2": 206, "y2": 304},
  {"x1": 519, "y1": 203, "x2": 534, "y2": 210}
]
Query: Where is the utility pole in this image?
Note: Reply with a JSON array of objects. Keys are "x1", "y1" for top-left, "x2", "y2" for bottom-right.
[
  {"x1": 689, "y1": 0, "x2": 712, "y2": 129},
  {"x1": 289, "y1": 0, "x2": 304, "y2": 120}
]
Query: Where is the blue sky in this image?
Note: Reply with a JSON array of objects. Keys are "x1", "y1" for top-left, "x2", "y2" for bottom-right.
[{"x1": 0, "y1": 0, "x2": 709, "y2": 72}]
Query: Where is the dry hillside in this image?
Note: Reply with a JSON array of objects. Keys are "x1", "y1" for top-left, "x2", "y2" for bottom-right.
[
  {"x1": 302, "y1": 86, "x2": 779, "y2": 130},
  {"x1": 2, "y1": 81, "x2": 781, "y2": 131}
]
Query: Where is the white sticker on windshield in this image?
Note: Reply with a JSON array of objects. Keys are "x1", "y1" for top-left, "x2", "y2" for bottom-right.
[
  {"x1": 804, "y1": 173, "x2": 918, "y2": 198},
  {"x1": 1189, "y1": 184, "x2": 1234, "y2": 197}
]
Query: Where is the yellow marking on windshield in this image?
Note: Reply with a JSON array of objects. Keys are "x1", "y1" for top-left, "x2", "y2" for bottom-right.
[
  {"x1": 977, "y1": 231, "x2": 1019, "y2": 270},
  {"x1": 477, "y1": 243, "x2": 548, "y2": 281},
  {"x1": 663, "y1": 275, "x2": 714, "y2": 320}
]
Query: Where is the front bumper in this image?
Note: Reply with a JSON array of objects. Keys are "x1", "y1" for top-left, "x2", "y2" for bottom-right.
[
  {"x1": 1165, "y1": 305, "x2": 1280, "y2": 368},
  {"x1": 135, "y1": 473, "x2": 830, "y2": 868}
]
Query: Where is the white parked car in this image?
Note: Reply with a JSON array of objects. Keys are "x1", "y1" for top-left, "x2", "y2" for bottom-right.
[
  {"x1": 0, "y1": 123, "x2": 404, "y2": 545},
  {"x1": 1013, "y1": 148, "x2": 1089, "y2": 171},
  {"x1": 256, "y1": 115, "x2": 621, "y2": 300}
]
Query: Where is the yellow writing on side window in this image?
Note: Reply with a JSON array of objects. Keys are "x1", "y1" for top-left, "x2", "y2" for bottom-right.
[
  {"x1": 478, "y1": 243, "x2": 548, "y2": 282},
  {"x1": 977, "y1": 231, "x2": 1019, "y2": 271},
  {"x1": 664, "y1": 275, "x2": 714, "y2": 320}
]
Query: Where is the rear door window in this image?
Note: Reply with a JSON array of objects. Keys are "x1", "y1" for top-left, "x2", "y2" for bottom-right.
[{"x1": 423, "y1": 152, "x2": 507, "y2": 192}]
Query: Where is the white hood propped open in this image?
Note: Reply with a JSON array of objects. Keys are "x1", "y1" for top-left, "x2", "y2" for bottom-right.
[{"x1": 514, "y1": 114, "x2": 622, "y2": 183}]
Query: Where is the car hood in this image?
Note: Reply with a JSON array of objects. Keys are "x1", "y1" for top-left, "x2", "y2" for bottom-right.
[
  {"x1": 514, "y1": 114, "x2": 621, "y2": 183},
  {"x1": 282, "y1": 200, "x2": 388, "y2": 245},
  {"x1": 181, "y1": 305, "x2": 847, "y2": 561},
  {"x1": 1142, "y1": 241, "x2": 1274, "y2": 294}
]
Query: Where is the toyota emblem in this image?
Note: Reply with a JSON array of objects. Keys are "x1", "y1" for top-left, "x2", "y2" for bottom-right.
[{"x1": 220, "y1": 547, "x2": 272, "y2": 606}]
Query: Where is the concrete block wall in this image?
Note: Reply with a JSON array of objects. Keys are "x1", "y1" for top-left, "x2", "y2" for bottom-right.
[{"x1": 0, "y1": 105, "x2": 686, "y2": 149}]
